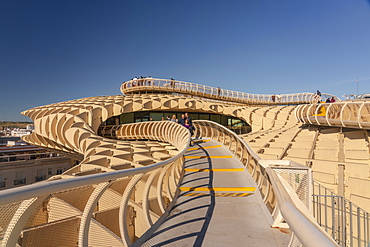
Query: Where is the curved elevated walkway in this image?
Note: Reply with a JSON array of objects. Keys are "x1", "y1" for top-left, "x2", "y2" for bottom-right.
[
  {"x1": 296, "y1": 102, "x2": 370, "y2": 130},
  {"x1": 121, "y1": 78, "x2": 339, "y2": 105},
  {"x1": 139, "y1": 139, "x2": 290, "y2": 246}
]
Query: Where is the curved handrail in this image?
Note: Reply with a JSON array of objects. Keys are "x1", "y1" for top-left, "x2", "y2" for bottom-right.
[
  {"x1": 121, "y1": 78, "x2": 340, "y2": 105},
  {"x1": 0, "y1": 121, "x2": 190, "y2": 247},
  {"x1": 296, "y1": 102, "x2": 370, "y2": 130},
  {"x1": 193, "y1": 120, "x2": 338, "y2": 247}
]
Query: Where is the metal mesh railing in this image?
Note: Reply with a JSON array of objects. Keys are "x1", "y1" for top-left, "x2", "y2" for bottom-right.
[
  {"x1": 272, "y1": 166, "x2": 311, "y2": 208},
  {"x1": 313, "y1": 181, "x2": 370, "y2": 247}
]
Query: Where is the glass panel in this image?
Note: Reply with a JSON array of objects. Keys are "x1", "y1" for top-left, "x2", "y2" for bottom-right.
[
  {"x1": 121, "y1": 113, "x2": 134, "y2": 124},
  {"x1": 231, "y1": 118, "x2": 244, "y2": 126},
  {"x1": 135, "y1": 111, "x2": 149, "y2": 118},
  {"x1": 210, "y1": 114, "x2": 221, "y2": 123},
  {"x1": 220, "y1": 115, "x2": 228, "y2": 126},
  {"x1": 198, "y1": 114, "x2": 210, "y2": 120},
  {"x1": 106, "y1": 117, "x2": 116, "y2": 125},
  {"x1": 189, "y1": 113, "x2": 198, "y2": 121},
  {"x1": 150, "y1": 112, "x2": 164, "y2": 121}
]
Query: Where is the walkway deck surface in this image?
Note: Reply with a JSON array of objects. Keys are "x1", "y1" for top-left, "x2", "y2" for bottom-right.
[{"x1": 141, "y1": 139, "x2": 291, "y2": 247}]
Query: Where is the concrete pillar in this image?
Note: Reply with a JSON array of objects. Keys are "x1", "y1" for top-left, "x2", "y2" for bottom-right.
[
  {"x1": 338, "y1": 164, "x2": 345, "y2": 197},
  {"x1": 338, "y1": 131, "x2": 345, "y2": 197}
]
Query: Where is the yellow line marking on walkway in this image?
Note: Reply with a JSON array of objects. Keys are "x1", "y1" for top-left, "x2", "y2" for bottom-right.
[
  {"x1": 237, "y1": 193, "x2": 250, "y2": 197},
  {"x1": 184, "y1": 168, "x2": 244, "y2": 172},
  {"x1": 182, "y1": 192, "x2": 253, "y2": 197},
  {"x1": 187, "y1": 145, "x2": 222, "y2": 151},
  {"x1": 179, "y1": 187, "x2": 256, "y2": 192},
  {"x1": 184, "y1": 155, "x2": 233, "y2": 159}
]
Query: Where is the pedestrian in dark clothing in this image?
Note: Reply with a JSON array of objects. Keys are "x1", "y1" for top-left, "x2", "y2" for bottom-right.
[
  {"x1": 317, "y1": 90, "x2": 321, "y2": 96},
  {"x1": 171, "y1": 78, "x2": 175, "y2": 88},
  {"x1": 182, "y1": 118, "x2": 195, "y2": 145},
  {"x1": 184, "y1": 112, "x2": 196, "y2": 136},
  {"x1": 326, "y1": 98, "x2": 331, "y2": 103},
  {"x1": 184, "y1": 113, "x2": 193, "y2": 126},
  {"x1": 178, "y1": 114, "x2": 186, "y2": 125},
  {"x1": 183, "y1": 119, "x2": 194, "y2": 135},
  {"x1": 272, "y1": 94, "x2": 276, "y2": 102}
]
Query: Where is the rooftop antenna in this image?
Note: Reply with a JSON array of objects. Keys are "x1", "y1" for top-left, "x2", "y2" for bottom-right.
[{"x1": 356, "y1": 75, "x2": 359, "y2": 97}]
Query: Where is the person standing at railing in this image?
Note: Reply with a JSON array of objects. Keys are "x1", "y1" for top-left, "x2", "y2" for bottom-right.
[
  {"x1": 147, "y1": 76, "x2": 153, "y2": 86},
  {"x1": 185, "y1": 112, "x2": 193, "y2": 126},
  {"x1": 185, "y1": 112, "x2": 196, "y2": 139},
  {"x1": 183, "y1": 119, "x2": 194, "y2": 135},
  {"x1": 171, "y1": 78, "x2": 175, "y2": 89},
  {"x1": 132, "y1": 77, "x2": 138, "y2": 87},
  {"x1": 277, "y1": 94, "x2": 282, "y2": 102},
  {"x1": 170, "y1": 115, "x2": 178, "y2": 123},
  {"x1": 217, "y1": 86, "x2": 221, "y2": 96},
  {"x1": 330, "y1": 97, "x2": 336, "y2": 103},
  {"x1": 178, "y1": 114, "x2": 186, "y2": 125},
  {"x1": 183, "y1": 118, "x2": 195, "y2": 146},
  {"x1": 272, "y1": 94, "x2": 276, "y2": 102}
]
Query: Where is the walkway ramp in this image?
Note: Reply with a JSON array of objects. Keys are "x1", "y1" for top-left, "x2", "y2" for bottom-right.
[{"x1": 140, "y1": 139, "x2": 290, "y2": 247}]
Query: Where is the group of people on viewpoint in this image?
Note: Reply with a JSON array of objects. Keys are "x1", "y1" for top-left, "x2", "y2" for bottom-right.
[
  {"x1": 151, "y1": 113, "x2": 195, "y2": 136},
  {"x1": 317, "y1": 90, "x2": 336, "y2": 103},
  {"x1": 271, "y1": 90, "x2": 336, "y2": 103}
]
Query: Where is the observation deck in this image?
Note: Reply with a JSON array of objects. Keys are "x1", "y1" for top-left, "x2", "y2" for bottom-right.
[
  {"x1": 1, "y1": 79, "x2": 370, "y2": 247},
  {"x1": 121, "y1": 78, "x2": 339, "y2": 105}
]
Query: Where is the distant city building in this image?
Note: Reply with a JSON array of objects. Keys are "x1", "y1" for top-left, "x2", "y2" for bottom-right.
[
  {"x1": 10, "y1": 128, "x2": 32, "y2": 137},
  {"x1": 0, "y1": 143, "x2": 74, "y2": 190},
  {"x1": 26, "y1": 124, "x2": 35, "y2": 130}
]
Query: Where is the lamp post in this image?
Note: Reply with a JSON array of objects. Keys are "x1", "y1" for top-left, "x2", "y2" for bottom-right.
[{"x1": 356, "y1": 75, "x2": 359, "y2": 98}]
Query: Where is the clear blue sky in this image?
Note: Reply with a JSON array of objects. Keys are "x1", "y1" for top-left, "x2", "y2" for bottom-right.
[{"x1": 1, "y1": 0, "x2": 370, "y2": 121}]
